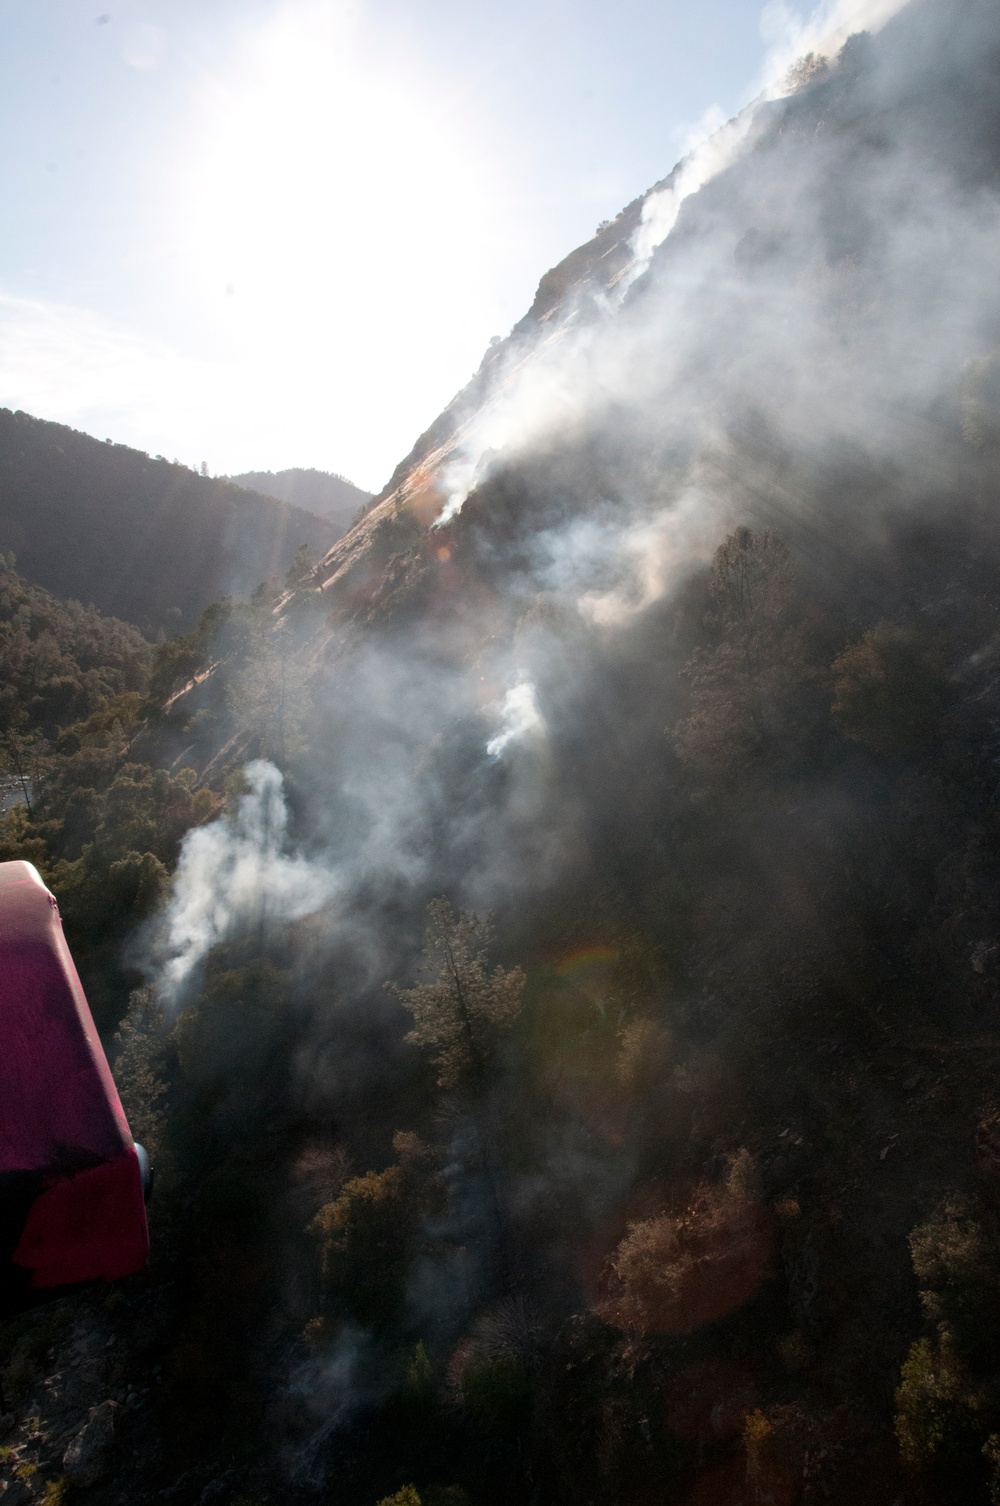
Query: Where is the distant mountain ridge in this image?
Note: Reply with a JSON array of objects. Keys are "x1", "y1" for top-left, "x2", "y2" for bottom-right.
[
  {"x1": 226, "y1": 468, "x2": 372, "y2": 538},
  {"x1": 0, "y1": 410, "x2": 337, "y2": 636}
]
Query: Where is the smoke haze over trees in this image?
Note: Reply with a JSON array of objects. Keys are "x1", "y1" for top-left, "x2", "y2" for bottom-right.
[
  {"x1": 0, "y1": 409, "x2": 335, "y2": 635},
  {"x1": 225, "y1": 469, "x2": 373, "y2": 540},
  {"x1": 9, "y1": 0, "x2": 1000, "y2": 1502}
]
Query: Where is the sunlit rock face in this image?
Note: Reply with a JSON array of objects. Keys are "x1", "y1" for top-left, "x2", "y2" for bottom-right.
[
  {"x1": 310, "y1": 0, "x2": 1000, "y2": 661},
  {"x1": 183, "y1": 0, "x2": 999, "y2": 1022},
  {"x1": 159, "y1": 0, "x2": 1000, "y2": 1099}
]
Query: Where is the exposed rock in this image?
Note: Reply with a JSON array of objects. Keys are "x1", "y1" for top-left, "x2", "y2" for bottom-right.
[{"x1": 62, "y1": 1399, "x2": 117, "y2": 1488}]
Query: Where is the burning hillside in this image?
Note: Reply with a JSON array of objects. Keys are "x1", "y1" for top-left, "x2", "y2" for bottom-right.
[{"x1": 7, "y1": 0, "x2": 1000, "y2": 1501}]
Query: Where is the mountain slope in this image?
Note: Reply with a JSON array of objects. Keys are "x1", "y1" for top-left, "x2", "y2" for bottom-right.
[
  {"x1": 14, "y1": 2, "x2": 1000, "y2": 1503},
  {"x1": 304, "y1": 0, "x2": 1000, "y2": 640},
  {"x1": 0, "y1": 409, "x2": 336, "y2": 635},
  {"x1": 225, "y1": 467, "x2": 372, "y2": 538}
]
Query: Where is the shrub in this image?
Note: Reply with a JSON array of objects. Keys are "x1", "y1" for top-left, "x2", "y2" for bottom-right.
[
  {"x1": 909, "y1": 1196, "x2": 1000, "y2": 1364},
  {"x1": 311, "y1": 1133, "x2": 444, "y2": 1329},
  {"x1": 598, "y1": 1178, "x2": 772, "y2": 1334},
  {"x1": 895, "y1": 1327, "x2": 979, "y2": 1472}
]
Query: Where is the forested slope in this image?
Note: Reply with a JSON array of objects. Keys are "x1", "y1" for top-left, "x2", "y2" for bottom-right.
[
  {"x1": 226, "y1": 467, "x2": 372, "y2": 537},
  {"x1": 0, "y1": 409, "x2": 334, "y2": 635},
  {"x1": 7, "y1": 1, "x2": 1000, "y2": 1504}
]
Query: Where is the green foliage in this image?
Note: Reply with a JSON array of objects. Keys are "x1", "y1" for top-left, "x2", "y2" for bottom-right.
[
  {"x1": 786, "y1": 50, "x2": 829, "y2": 90},
  {"x1": 0, "y1": 803, "x2": 49, "y2": 869},
  {"x1": 600, "y1": 1174, "x2": 771, "y2": 1336},
  {"x1": 174, "y1": 955, "x2": 294, "y2": 1142},
  {"x1": 311, "y1": 1133, "x2": 444, "y2": 1329},
  {"x1": 49, "y1": 846, "x2": 169, "y2": 946},
  {"x1": 4, "y1": 745, "x2": 218, "y2": 1013},
  {"x1": 0, "y1": 407, "x2": 332, "y2": 634},
  {"x1": 150, "y1": 600, "x2": 232, "y2": 703},
  {"x1": 283, "y1": 543, "x2": 315, "y2": 592},
  {"x1": 227, "y1": 467, "x2": 371, "y2": 529},
  {"x1": 226, "y1": 615, "x2": 310, "y2": 767},
  {"x1": 909, "y1": 1197, "x2": 1000, "y2": 1361},
  {"x1": 390, "y1": 898, "x2": 526, "y2": 1092},
  {"x1": 406, "y1": 1342, "x2": 434, "y2": 1400},
  {"x1": 0, "y1": 555, "x2": 150, "y2": 740},
  {"x1": 152, "y1": 590, "x2": 312, "y2": 768},
  {"x1": 374, "y1": 1485, "x2": 470, "y2": 1506},
  {"x1": 0, "y1": 562, "x2": 223, "y2": 1026},
  {"x1": 894, "y1": 1327, "x2": 981, "y2": 1473}
]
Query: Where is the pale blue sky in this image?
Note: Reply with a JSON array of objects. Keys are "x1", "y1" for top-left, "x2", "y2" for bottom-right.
[{"x1": 0, "y1": 0, "x2": 845, "y2": 488}]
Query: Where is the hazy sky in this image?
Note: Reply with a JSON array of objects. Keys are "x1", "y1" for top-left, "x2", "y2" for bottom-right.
[{"x1": 0, "y1": 0, "x2": 859, "y2": 490}]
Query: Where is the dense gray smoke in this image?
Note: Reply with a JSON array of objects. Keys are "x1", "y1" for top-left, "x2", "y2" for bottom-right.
[
  {"x1": 153, "y1": 0, "x2": 1000, "y2": 1001},
  {"x1": 154, "y1": 759, "x2": 338, "y2": 1009},
  {"x1": 130, "y1": 0, "x2": 1000, "y2": 1487}
]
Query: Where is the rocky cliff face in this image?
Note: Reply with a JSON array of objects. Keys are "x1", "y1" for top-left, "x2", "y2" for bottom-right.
[{"x1": 304, "y1": 0, "x2": 1000, "y2": 660}]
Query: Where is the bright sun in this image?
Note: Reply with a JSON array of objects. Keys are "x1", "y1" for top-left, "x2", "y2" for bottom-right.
[{"x1": 178, "y1": 2, "x2": 510, "y2": 487}]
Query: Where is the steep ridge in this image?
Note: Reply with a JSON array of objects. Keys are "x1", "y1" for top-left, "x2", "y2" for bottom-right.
[
  {"x1": 0, "y1": 409, "x2": 336, "y2": 635},
  {"x1": 301, "y1": 0, "x2": 1000, "y2": 653},
  {"x1": 163, "y1": 0, "x2": 1000, "y2": 981},
  {"x1": 225, "y1": 467, "x2": 372, "y2": 537},
  {"x1": 15, "y1": 2, "x2": 1000, "y2": 1501},
  {"x1": 299, "y1": 178, "x2": 666, "y2": 625}
]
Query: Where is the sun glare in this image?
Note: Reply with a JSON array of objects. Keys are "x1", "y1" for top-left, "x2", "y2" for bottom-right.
[{"x1": 177, "y1": 2, "x2": 508, "y2": 486}]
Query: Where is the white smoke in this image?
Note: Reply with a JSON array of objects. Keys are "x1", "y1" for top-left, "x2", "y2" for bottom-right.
[
  {"x1": 486, "y1": 681, "x2": 545, "y2": 758},
  {"x1": 427, "y1": 0, "x2": 914, "y2": 535},
  {"x1": 625, "y1": 107, "x2": 758, "y2": 284},
  {"x1": 145, "y1": 0, "x2": 992, "y2": 1015},
  {"x1": 632, "y1": 0, "x2": 914, "y2": 286},
  {"x1": 574, "y1": 491, "x2": 720, "y2": 628},
  {"x1": 759, "y1": 0, "x2": 910, "y2": 89},
  {"x1": 156, "y1": 759, "x2": 337, "y2": 1008}
]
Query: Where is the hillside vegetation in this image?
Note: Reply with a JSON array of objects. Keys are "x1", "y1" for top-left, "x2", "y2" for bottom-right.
[
  {"x1": 226, "y1": 467, "x2": 372, "y2": 537},
  {"x1": 6, "y1": 1, "x2": 1000, "y2": 1504},
  {"x1": 9, "y1": 501, "x2": 1000, "y2": 1503},
  {"x1": 0, "y1": 409, "x2": 335, "y2": 635}
]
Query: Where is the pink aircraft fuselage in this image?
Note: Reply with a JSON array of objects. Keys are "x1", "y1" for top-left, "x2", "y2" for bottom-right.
[{"x1": 0, "y1": 861, "x2": 148, "y2": 1310}]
